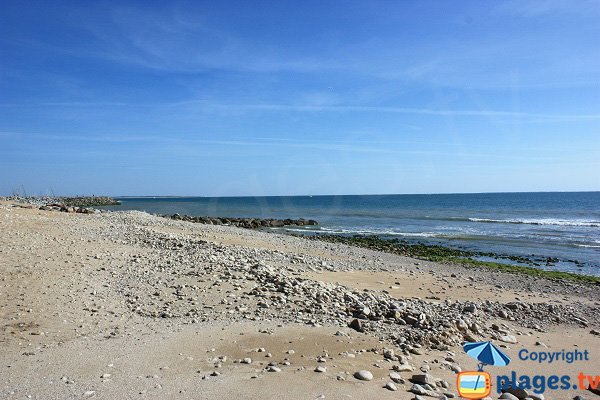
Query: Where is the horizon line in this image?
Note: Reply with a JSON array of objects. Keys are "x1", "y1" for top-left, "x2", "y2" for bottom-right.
[{"x1": 111, "y1": 190, "x2": 600, "y2": 199}]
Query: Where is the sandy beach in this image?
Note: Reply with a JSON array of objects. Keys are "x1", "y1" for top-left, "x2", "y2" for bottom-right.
[{"x1": 1, "y1": 202, "x2": 598, "y2": 400}]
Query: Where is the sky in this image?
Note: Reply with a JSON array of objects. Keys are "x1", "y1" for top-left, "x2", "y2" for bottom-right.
[{"x1": 1, "y1": 0, "x2": 599, "y2": 196}]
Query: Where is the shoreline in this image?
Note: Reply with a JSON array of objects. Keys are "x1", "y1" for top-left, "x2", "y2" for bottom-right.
[
  {"x1": 1, "y1": 202, "x2": 599, "y2": 399},
  {"x1": 13, "y1": 195, "x2": 600, "y2": 281},
  {"x1": 296, "y1": 234, "x2": 600, "y2": 284}
]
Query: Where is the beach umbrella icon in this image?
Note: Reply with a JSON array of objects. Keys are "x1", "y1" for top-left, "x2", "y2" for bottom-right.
[{"x1": 463, "y1": 341, "x2": 511, "y2": 368}]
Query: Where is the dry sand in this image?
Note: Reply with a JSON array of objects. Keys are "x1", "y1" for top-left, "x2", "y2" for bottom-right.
[{"x1": 0, "y1": 202, "x2": 598, "y2": 399}]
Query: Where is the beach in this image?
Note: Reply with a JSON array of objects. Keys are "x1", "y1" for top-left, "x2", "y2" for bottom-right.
[{"x1": 1, "y1": 202, "x2": 598, "y2": 400}]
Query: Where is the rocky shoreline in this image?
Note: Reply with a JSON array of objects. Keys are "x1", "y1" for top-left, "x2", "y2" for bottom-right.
[{"x1": 298, "y1": 235, "x2": 598, "y2": 284}]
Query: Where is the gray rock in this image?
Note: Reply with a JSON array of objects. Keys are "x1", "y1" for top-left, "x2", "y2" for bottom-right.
[
  {"x1": 411, "y1": 384, "x2": 427, "y2": 395},
  {"x1": 389, "y1": 371, "x2": 404, "y2": 384},
  {"x1": 315, "y1": 366, "x2": 326, "y2": 373},
  {"x1": 463, "y1": 304, "x2": 476, "y2": 313},
  {"x1": 410, "y1": 347, "x2": 424, "y2": 355},
  {"x1": 412, "y1": 373, "x2": 435, "y2": 386},
  {"x1": 500, "y1": 392, "x2": 522, "y2": 400},
  {"x1": 354, "y1": 370, "x2": 373, "y2": 381},
  {"x1": 410, "y1": 383, "x2": 441, "y2": 397},
  {"x1": 383, "y1": 348, "x2": 395, "y2": 359},
  {"x1": 349, "y1": 319, "x2": 364, "y2": 332},
  {"x1": 384, "y1": 382, "x2": 398, "y2": 391},
  {"x1": 499, "y1": 335, "x2": 518, "y2": 344},
  {"x1": 449, "y1": 364, "x2": 462, "y2": 373}
]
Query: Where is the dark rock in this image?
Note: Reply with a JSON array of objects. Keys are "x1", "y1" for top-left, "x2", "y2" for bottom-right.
[
  {"x1": 349, "y1": 318, "x2": 364, "y2": 332},
  {"x1": 502, "y1": 386, "x2": 529, "y2": 399},
  {"x1": 164, "y1": 214, "x2": 317, "y2": 230},
  {"x1": 589, "y1": 384, "x2": 600, "y2": 395},
  {"x1": 499, "y1": 394, "x2": 520, "y2": 400}
]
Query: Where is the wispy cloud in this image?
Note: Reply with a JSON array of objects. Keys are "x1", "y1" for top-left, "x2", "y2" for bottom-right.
[
  {"x1": 204, "y1": 104, "x2": 600, "y2": 121},
  {"x1": 5, "y1": 131, "x2": 598, "y2": 163},
  {"x1": 494, "y1": 0, "x2": 600, "y2": 17},
  {"x1": 73, "y1": 5, "x2": 341, "y2": 75},
  {"x1": 2, "y1": 100, "x2": 598, "y2": 122}
]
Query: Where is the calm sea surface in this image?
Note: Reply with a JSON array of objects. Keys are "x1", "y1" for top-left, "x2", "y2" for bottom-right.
[{"x1": 108, "y1": 192, "x2": 600, "y2": 276}]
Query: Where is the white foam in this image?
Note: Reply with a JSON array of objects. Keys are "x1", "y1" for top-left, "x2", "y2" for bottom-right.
[{"x1": 468, "y1": 217, "x2": 600, "y2": 227}]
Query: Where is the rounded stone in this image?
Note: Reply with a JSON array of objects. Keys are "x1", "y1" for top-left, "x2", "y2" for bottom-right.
[{"x1": 354, "y1": 370, "x2": 373, "y2": 381}]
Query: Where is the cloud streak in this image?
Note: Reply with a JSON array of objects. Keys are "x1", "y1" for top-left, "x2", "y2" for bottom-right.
[{"x1": 2, "y1": 101, "x2": 599, "y2": 122}]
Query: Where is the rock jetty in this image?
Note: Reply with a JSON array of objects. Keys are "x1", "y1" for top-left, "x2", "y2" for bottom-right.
[
  {"x1": 166, "y1": 213, "x2": 318, "y2": 229},
  {"x1": 38, "y1": 203, "x2": 98, "y2": 214},
  {"x1": 3, "y1": 195, "x2": 120, "y2": 207},
  {"x1": 58, "y1": 196, "x2": 121, "y2": 207}
]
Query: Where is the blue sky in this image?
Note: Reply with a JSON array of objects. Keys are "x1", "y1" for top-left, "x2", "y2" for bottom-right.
[{"x1": 1, "y1": 0, "x2": 599, "y2": 196}]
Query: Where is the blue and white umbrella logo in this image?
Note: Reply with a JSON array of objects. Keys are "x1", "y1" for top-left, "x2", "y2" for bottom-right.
[{"x1": 463, "y1": 341, "x2": 511, "y2": 369}]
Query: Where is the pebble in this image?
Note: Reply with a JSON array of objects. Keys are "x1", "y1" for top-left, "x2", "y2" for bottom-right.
[
  {"x1": 503, "y1": 387, "x2": 529, "y2": 399},
  {"x1": 315, "y1": 366, "x2": 327, "y2": 373},
  {"x1": 384, "y1": 382, "x2": 397, "y2": 391},
  {"x1": 412, "y1": 373, "x2": 435, "y2": 386},
  {"x1": 499, "y1": 394, "x2": 519, "y2": 400},
  {"x1": 499, "y1": 335, "x2": 518, "y2": 344},
  {"x1": 267, "y1": 366, "x2": 281, "y2": 372},
  {"x1": 353, "y1": 370, "x2": 373, "y2": 381},
  {"x1": 389, "y1": 371, "x2": 404, "y2": 384},
  {"x1": 394, "y1": 364, "x2": 415, "y2": 372},
  {"x1": 411, "y1": 384, "x2": 427, "y2": 395}
]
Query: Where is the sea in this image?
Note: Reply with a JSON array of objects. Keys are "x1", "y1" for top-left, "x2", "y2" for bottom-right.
[{"x1": 107, "y1": 192, "x2": 600, "y2": 277}]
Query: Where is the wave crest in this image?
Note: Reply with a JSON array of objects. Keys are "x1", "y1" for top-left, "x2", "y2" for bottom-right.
[{"x1": 467, "y1": 217, "x2": 600, "y2": 227}]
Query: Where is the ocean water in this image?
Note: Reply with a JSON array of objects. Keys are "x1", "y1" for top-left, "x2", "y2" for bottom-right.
[{"x1": 108, "y1": 192, "x2": 600, "y2": 276}]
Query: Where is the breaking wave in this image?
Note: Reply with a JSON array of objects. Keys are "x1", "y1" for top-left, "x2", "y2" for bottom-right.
[{"x1": 466, "y1": 218, "x2": 600, "y2": 227}]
